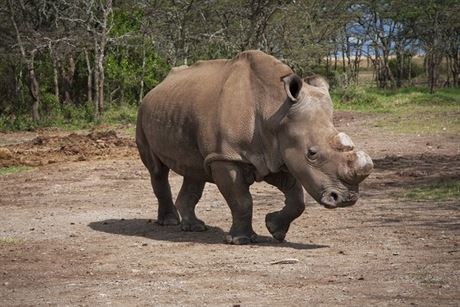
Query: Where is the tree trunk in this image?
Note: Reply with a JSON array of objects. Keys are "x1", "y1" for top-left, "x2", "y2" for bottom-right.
[
  {"x1": 428, "y1": 10, "x2": 441, "y2": 93},
  {"x1": 139, "y1": 38, "x2": 146, "y2": 105},
  {"x1": 16, "y1": 67, "x2": 25, "y2": 108},
  {"x1": 97, "y1": 53, "x2": 105, "y2": 113},
  {"x1": 84, "y1": 49, "x2": 93, "y2": 105},
  {"x1": 27, "y1": 52, "x2": 40, "y2": 122},
  {"x1": 62, "y1": 55, "x2": 76, "y2": 104},
  {"x1": 429, "y1": 52, "x2": 435, "y2": 93},
  {"x1": 408, "y1": 54, "x2": 412, "y2": 86},
  {"x1": 8, "y1": 0, "x2": 40, "y2": 122},
  {"x1": 93, "y1": 38, "x2": 100, "y2": 117},
  {"x1": 395, "y1": 41, "x2": 402, "y2": 88},
  {"x1": 447, "y1": 48, "x2": 459, "y2": 87},
  {"x1": 94, "y1": 0, "x2": 112, "y2": 114},
  {"x1": 382, "y1": 45, "x2": 395, "y2": 88},
  {"x1": 334, "y1": 52, "x2": 337, "y2": 71},
  {"x1": 48, "y1": 42, "x2": 60, "y2": 104},
  {"x1": 446, "y1": 56, "x2": 451, "y2": 86},
  {"x1": 427, "y1": 50, "x2": 442, "y2": 93}
]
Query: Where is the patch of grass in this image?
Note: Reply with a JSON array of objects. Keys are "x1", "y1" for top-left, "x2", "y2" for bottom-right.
[
  {"x1": 379, "y1": 106, "x2": 460, "y2": 134},
  {"x1": 117, "y1": 124, "x2": 136, "y2": 138},
  {"x1": 0, "y1": 102, "x2": 139, "y2": 132},
  {"x1": 0, "y1": 236, "x2": 24, "y2": 245},
  {"x1": 332, "y1": 87, "x2": 460, "y2": 134},
  {"x1": 400, "y1": 179, "x2": 460, "y2": 201},
  {"x1": 101, "y1": 103, "x2": 138, "y2": 125},
  {"x1": 0, "y1": 165, "x2": 34, "y2": 175}
]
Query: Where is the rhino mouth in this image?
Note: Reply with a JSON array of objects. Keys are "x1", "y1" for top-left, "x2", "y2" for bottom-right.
[{"x1": 320, "y1": 189, "x2": 358, "y2": 209}]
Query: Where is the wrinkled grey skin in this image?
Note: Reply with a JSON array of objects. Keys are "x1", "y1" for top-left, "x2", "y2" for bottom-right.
[{"x1": 136, "y1": 50, "x2": 373, "y2": 244}]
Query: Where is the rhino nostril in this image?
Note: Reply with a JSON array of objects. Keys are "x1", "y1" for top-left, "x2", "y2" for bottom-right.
[
  {"x1": 321, "y1": 190, "x2": 341, "y2": 207},
  {"x1": 330, "y1": 192, "x2": 339, "y2": 202}
]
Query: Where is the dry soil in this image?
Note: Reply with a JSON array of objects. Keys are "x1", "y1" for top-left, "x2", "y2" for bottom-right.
[{"x1": 0, "y1": 111, "x2": 459, "y2": 306}]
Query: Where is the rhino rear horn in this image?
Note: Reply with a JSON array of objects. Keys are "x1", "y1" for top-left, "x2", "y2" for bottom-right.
[{"x1": 282, "y1": 74, "x2": 302, "y2": 102}]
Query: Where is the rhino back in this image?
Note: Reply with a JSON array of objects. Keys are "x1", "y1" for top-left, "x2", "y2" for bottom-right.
[{"x1": 138, "y1": 59, "x2": 233, "y2": 179}]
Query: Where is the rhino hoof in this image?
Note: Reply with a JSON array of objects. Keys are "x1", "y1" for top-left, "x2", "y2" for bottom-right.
[
  {"x1": 224, "y1": 233, "x2": 258, "y2": 245},
  {"x1": 181, "y1": 220, "x2": 207, "y2": 232},
  {"x1": 265, "y1": 212, "x2": 288, "y2": 242},
  {"x1": 157, "y1": 213, "x2": 180, "y2": 226},
  {"x1": 272, "y1": 231, "x2": 287, "y2": 242}
]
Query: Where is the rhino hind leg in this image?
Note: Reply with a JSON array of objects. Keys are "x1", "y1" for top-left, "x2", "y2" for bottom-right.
[
  {"x1": 139, "y1": 149, "x2": 180, "y2": 226},
  {"x1": 176, "y1": 177, "x2": 207, "y2": 232},
  {"x1": 148, "y1": 164, "x2": 181, "y2": 225},
  {"x1": 264, "y1": 172, "x2": 305, "y2": 242},
  {"x1": 211, "y1": 161, "x2": 258, "y2": 245}
]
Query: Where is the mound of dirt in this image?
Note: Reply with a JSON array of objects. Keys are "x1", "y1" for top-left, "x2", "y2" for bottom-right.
[{"x1": 0, "y1": 130, "x2": 137, "y2": 167}]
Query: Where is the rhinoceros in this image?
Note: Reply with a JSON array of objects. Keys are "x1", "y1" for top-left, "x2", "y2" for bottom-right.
[{"x1": 136, "y1": 50, "x2": 373, "y2": 244}]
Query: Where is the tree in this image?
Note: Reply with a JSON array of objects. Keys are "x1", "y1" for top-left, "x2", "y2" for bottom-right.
[
  {"x1": 398, "y1": 0, "x2": 460, "y2": 91},
  {"x1": 5, "y1": 0, "x2": 48, "y2": 121}
]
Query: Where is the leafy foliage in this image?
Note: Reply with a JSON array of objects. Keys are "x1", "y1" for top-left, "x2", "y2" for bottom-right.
[{"x1": 0, "y1": 0, "x2": 458, "y2": 130}]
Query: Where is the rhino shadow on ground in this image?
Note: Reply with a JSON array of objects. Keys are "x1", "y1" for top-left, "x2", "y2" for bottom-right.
[
  {"x1": 88, "y1": 218, "x2": 328, "y2": 250},
  {"x1": 371, "y1": 153, "x2": 460, "y2": 188}
]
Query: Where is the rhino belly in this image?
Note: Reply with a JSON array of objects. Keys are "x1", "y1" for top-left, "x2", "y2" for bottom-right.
[{"x1": 144, "y1": 113, "x2": 209, "y2": 181}]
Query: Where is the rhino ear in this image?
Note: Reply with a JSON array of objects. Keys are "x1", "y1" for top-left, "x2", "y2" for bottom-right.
[
  {"x1": 282, "y1": 74, "x2": 302, "y2": 102},
  {"x1": 304, "y1": 75, "x2": 329, "y2": 91}
]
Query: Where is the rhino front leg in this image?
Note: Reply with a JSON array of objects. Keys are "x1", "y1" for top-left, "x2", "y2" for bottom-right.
[
  {"x1": 176, "y1": 177, "x2": 207, "y2": 232},
  {"x1": 211, "y1": 161, "x2": 258, "y2": 245},
  {"x1": 264, "y1": 172, "x2": 305, "y2": 242}
]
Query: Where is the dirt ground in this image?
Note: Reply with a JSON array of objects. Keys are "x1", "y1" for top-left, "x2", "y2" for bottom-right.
[{"x1": 0, "y1": 111, "x2": 459, "y2": 306}]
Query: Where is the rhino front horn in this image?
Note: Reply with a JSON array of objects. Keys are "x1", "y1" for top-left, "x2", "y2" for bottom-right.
[{"x1": 352, "y1": 151, "x2": 373, "y2": 182}]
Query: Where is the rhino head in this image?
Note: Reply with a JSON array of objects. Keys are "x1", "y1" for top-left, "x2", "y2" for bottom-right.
[{"x1": 273, "y1": 74, "x2": 373, "y2": 209}]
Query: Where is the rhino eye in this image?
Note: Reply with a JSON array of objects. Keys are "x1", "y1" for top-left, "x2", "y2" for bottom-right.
[{"x1": 307, "y1": 146, "x2": 319, "y2": 160}]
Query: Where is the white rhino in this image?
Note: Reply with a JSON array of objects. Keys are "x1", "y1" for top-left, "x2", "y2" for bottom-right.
[{"x1": 136, "y1": 50, "x2": 373, "y2": 244}]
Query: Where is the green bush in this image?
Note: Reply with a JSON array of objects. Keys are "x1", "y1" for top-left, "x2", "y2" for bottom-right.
[
  {"x1": 0, "y1": 113, "x2": 34, "y2": 131},
  {"x1": 101, "y1": 103, "x2": 138, "y2": 125},
  {"x1": 333, "y1": 85, "x2": 375, "y2": 105},
  {"x1": 388, "y1": 57, "x2": 425, "y2": 81}
]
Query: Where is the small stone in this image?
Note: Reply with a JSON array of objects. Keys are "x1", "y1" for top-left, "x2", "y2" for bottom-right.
[
  {"x1": 0, "y1": 148, "x2": 12, "y2": 159},
  {"x1": 270, "y1": 258, "x2": 299, "y2": 265}
]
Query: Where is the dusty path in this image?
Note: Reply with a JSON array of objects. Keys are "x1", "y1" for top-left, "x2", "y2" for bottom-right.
[{"x1": 0, "y1": 113, "x2": 459, "y2": 306}]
